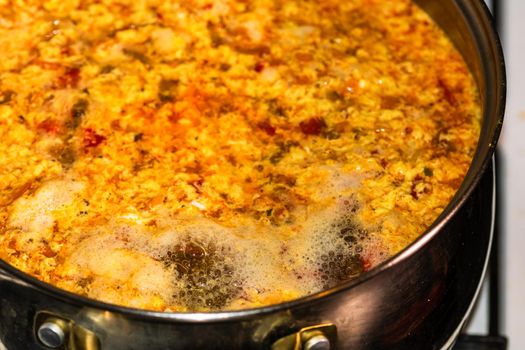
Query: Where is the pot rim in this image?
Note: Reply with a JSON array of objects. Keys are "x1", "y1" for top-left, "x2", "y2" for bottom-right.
[{"x1": 0, "y1": 0, "x2": 506, "y2": 324}]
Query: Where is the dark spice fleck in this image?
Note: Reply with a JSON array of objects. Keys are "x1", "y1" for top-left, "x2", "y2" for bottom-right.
[
  {"x1": 257, "y1": 121, "x2": 276, "y2": 136},
  {"x1": 59, "y1": 67, "x2": 81, "y2": 88},
  {"x1": 381, "y1": 95, "x2": 400, "y2": 109},
  {"x1": 438, "y1": 78, "x2": 457, "y2": 106},
  {"x1": 273, "y1": 174, "x2": 296, "y2": 186},
  {"x1": 0, "y1": 90, "x2": 14, "y2": 104},
  {"x1": 100, "y1": 65, "x2": 115, "y2": 74},
  {"x1": 158, "y1": 79, "x2": 179, "y2": 103},
  {"x1": 77, "y1": 276, "x2": 94, "y2": 288},
  {"x1": 323, "y1": 129, "x2": 340, "y2": 140},
  {"x1": 411, "y1": 176, "x2": 424, "y2": 200},
  {"x1": 123, "y1": 48, "x2": 150, "y2": 65},
  {"x1": 267, "y1": 98, "x2": 286, "y2": 117},
  {"x1": 269, "y1": 141, "x2": 297, "y2": 164},
  {"x1": 254, "y1": 61, "x2": 265, "y2": 72},
  {"x1": 59, "y1": 146, "x2": 76, "y2": 166},
  {"x1": 219, "y1": 63, "x2": 231, "y2": 71},
  {"x1": 300, "y1": 117, "x2": 326, "y2": 136},
  {"x1": 71, "y1": 98, "x2": 89, "y2": 128},
  {"x1": 219, "y1": 102, "x2": 234, "y2": 114},
  {"x1": 326, "y1": 89, "x2": 343, "y2": 102},
  {"x1": 269, "y1": 151, "x2": 284, "y2": 164},
  {"x1": 353, "y1": 127, "x2": 362, "y2": 140},
  {"x1": 134, "y1": 133, "x2": 144, "y2": 142},
  {"x1": 207, "y1": 21, "x2": 225, "y2": 48},
  {"x1": 424, "y1": 167, "x2": 433, "y2": 177}
]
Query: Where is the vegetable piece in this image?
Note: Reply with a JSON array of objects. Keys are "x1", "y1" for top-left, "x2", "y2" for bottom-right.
[
  {"x1": 58, "y1": 67, "x2": 81, "y2": 89},
  {"x1": 299, "y1": 117, "x2": 326, "y2": 136},
  {"x1": 83, "y1": 128, "x2": 106, "y2": 148}
]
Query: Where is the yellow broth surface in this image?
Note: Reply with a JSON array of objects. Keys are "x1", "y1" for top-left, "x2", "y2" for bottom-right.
[{"x1": 0, "y1": 0, "x2": 480, "y2": 311}]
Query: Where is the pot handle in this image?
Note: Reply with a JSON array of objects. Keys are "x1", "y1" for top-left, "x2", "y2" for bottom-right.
[
  {"x1": 34, "y1": 311, "x2": 100, "y2": 350},
  {"x1": 271, "y1": 323, "x2": 337, "y2": 350}
]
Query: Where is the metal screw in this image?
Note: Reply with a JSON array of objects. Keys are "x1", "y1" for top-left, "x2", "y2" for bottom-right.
[
  {"x1": 37, "y1": 321, "x2": 66, "y2": 348},
  {"x1": 304, "y1": 334, "x2": 331, "y2": 350}
]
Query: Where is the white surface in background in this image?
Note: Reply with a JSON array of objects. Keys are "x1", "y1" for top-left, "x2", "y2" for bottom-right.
[
  {"x1": 465, "y1": 4, "x2": 525, "y2": 350},
  {"x1": 463, "y1": 0, "x2": 492, "y2": 337},
  {"x1": 500, "y1": 0, "x2": 525, "y2": 349},
  {"x1": 465, "y1": 0, "x2": 525, "y2": 349},
  {"x1": 465, "y1": 278, "x2": 490, "y2": 335}
]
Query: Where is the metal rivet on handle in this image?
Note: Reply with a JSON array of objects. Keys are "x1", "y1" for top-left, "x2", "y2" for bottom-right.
[
  {"x1": 37, "y1": 321, "x2": 66, "y2": 348},
  {"x1": 304, "y1": 334, "x2": 331, "y2": 350}
]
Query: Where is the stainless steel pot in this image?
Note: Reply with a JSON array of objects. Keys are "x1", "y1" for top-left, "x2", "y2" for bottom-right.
[{"x1": 0, "y1": 1, "x2": 505, "y2": 349}]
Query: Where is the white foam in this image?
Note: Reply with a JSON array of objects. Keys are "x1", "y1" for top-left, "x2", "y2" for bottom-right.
[
  {"x1": 9, "y1": 179, "x2": 84, "y2": 233},
  {"x1": 63, "y1": 169, "x2": 389, "y2": 310}
]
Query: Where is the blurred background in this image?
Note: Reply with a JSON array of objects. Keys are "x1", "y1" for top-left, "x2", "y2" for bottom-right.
[{"x1": 464, "y1": 0, "x2": 525, "y2": 349}]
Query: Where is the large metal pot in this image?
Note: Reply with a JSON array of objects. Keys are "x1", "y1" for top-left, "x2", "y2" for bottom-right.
[{"x1": 0, "y1": 0, "x2": 505, "y2": 349}]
